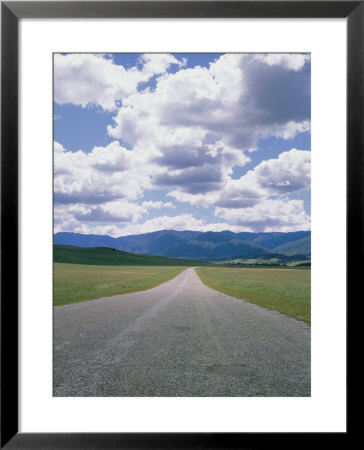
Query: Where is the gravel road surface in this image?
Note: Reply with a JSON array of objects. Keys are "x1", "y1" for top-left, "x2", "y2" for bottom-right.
[{"x1": 54, "y1": 268, "x2": 310, "y2": 396}]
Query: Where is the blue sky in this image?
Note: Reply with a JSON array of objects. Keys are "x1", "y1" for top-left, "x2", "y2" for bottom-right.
[{"x1": 54, "y1": 53, "x2": 311, "y2": 237}]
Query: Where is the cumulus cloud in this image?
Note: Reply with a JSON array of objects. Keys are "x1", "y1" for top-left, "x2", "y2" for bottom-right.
[
  {"x1": 53, "y1": 215, "x2": 123, "y2": 237},
  {"x1": 108, "y1": 53, "x2": 310, "y2": 151},
  {"x1": 216, "y1": 149, "x2": 311, "y2": 207},
  {"x1": 153, "y1": 141, "x2": 249, "y2": 173},
  {"x1": 153, "y1": 165, "x2": 224, "y2": 195},
  {"x1": 252, "y1": 149, "x2": 310, "y2": 194},
  {"x1": 150, "y1": 141, "x2": 250, "y2": 197},
  {"x1": 54, "y1": 53, "x2": 185, "y2": 111},
  {"x1": 54, "y1": 199, "x2": 147, "y2": 231},
  {"x1": 54, "y1": 143, "x2": 310, "y2": 235},
  {"x1": 99, "y1": 214, "x2": 233, "y2": 237},
  {"x1": 254, "y1": 53, "x2": 310, "y2": 71},
  {"x1": 54, "y1": 54, "x2": 142, "y2": 110},
  {"x1": 54, "y1": 53, "x2": 311, "y2": 235},
  {"x1": 104, "y1": 53, "x2": 310, "y2": 212},
  {"x1": 54, "y1": 212, "x2": 233, "y2": 237},
  {"x1": 70, "y1": 201, "x2": 146, "y2": 222},
  {"x1": 54, "y1": 140, "x2": 149, "y2": 204},
  {"x1": 169, "y1": 149, "x2": 310, "y2": 209},
  {"x1": 141, "y1": 201, "x2": 176, "y2": 210},
  {"x1": 215, "y1": 199, "x2": 311, "y2": 232},
  {"x1": 139, "y1": 53, "x2": 186, "y2": 76}
]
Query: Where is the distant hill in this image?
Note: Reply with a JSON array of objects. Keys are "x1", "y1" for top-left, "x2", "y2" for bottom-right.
[
  {"x1": 227, "y1": 231, "x2": 310, "y2": 250},
  {"x1": 54, "y1": 230, "x2": 311, "y2": 261},
  {"x1": 161, "y1": 237, "x2": 269, "y2": 261},
  {"x1": 273, "y1": 236, "x2": 311, "y2": 256},
  {"x1": 53, "y1": 244, "x2": 212, "y2": 267},
  {"x1": 54, "y1": 230, "x2": 201, "y2": 255}
]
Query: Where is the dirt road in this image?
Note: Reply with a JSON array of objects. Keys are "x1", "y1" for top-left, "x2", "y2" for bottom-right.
[{"x1": 54, "y1": 268, "x2": 310, "y2": 396}]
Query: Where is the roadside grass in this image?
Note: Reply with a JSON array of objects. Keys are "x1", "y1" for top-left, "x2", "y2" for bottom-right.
[
  {"x1": 54, "y1": 263, "x2": 186, "y2": 306},
  {"x1": 195, "y1": 266, "x2": 310, "y2": 325}
]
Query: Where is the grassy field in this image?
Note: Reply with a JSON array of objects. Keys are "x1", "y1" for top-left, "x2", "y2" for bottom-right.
[
  {"x1": 54, "y1": 244, "x2": 211, "y2": 266},
  {"x1": 54, "y1": 263, "x2": 187, "y2": 306},
  {"x1": 196, "y1": 266, "x2": 310, "y2": 324}
]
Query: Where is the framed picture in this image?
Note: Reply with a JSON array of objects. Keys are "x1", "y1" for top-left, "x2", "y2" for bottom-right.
[{"x1": 1, "y1": 1, "x2": 357, "y2": 448}]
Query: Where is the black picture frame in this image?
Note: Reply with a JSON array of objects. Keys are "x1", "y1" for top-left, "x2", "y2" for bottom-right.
[{"x1": 1, "y1": 1, "x2": 357, "y2": 448}]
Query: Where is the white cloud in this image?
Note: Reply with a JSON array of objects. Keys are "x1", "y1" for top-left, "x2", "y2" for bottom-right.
[
  {"x1": 169, "y1": 149, "x2": 310, "y2": 209},
  {"x1": 54, "y1": 140, "x2": 149, "y2": 204},
  {"x1": 141, "y1": 201, "x2": 176, "y2": 210},
  {"x1": 106, "y1": 53, "x2": 310, "y2": 208},
  {"x1": 252, "y1": 149, "x2": 311, "y2": 194},
  {"x1": 54, "y1": 143, "x2": 310, "y2": 235},
  {"x1": 54, "y1": 53, "x2": 311, "y2": 235},
  {"x1": 54, "y1": 54, "x2": 144, "y2": 110},
  {"x1": 108, "y1": 53, "x2": 310, "y2": 151},
  {"x1": 139, "y1": 53, "x2": 186, "y2": 76},
  {"x1": 54, "y1": 53, "x2": 185, "y2": 111},
  {"x1": 254, "y1": 53, "x2": 310, "y2": 71},
  {"x1": 271, "y1": 120, "x2": 311, "y2": 140},
  {"x1": 54, "y1": 200, "x2": 147, "y2": 233},
  {"x1": 69, "y1": 200, "x2": 146, "y2": 223},
  {"x1": 54, "y1": 213, "x2": 232, "y2": 237},
  {"x1": 215, "y1": 199, "x2": 311, "y2": 232},
  {"x1": 167, "y1": 190, "x2": 220, "y2": 208},
  {"x1": 53, "y1": 216, "x2": 123, "y2": 238},
  {"x1": 218, "y1": 149, "x2": 311, "y2": 208},
  {"x1": 105, "y1": 214, "x2": 232, "y2": 236}
]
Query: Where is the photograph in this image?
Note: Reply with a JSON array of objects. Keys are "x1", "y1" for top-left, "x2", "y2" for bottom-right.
[
  {"x1": 1, "y1": 0, "x2": 356, "y2": 445},
  {"x1": 52, "y1": 52, "x2": 311, "y2": 397}
]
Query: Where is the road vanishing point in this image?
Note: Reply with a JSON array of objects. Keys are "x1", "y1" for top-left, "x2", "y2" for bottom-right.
[{"x1": 54, "y1": 268, "x2": 310, "y2": 397}]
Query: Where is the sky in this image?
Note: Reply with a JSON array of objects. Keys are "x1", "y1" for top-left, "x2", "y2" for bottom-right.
[{"x1": 54, "y1": 53, "x2": 311, "y2": 237}]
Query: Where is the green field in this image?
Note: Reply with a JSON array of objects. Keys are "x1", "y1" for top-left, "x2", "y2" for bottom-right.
[
  {"x1": 196, "y1": 266, "x2": 310, "y2": 324},
  {"x1": 53, "y1": 245, "x2": 211, "y2": 306},
  {"x1": 54, "y1": 244, "x2": 211, "y2": 266},
  {"x1": 54, "y1": 263, "x2": 187, "y2": 306},
  {"x1": 54, "y1": 246, "x2": 311, "y2": 321}
]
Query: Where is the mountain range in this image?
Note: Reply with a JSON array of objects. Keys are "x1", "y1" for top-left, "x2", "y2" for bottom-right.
[{"x1": 54, "y1": 230, "x2": 311, "y2": 262}]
